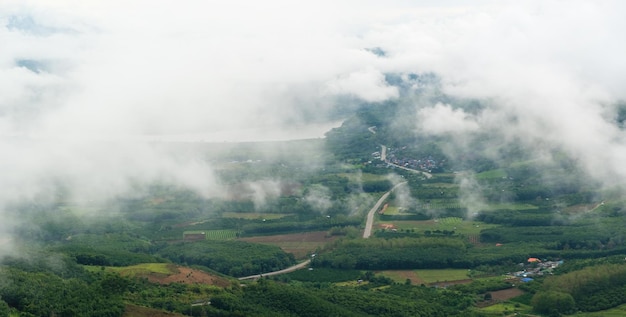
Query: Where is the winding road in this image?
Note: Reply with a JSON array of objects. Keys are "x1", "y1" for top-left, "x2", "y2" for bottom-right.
[
  {"x1": 238, "y1": 181, "x2": 407, "y2": 279},
  {"x1": 238, "y1": 259, "x2": 312, "y2": 280},
  {"x1": 363, "y1": 182, "x2": 407, "y2": 238}
]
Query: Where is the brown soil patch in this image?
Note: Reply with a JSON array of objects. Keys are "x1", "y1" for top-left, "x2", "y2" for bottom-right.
[
  {"x1": 489, "y1": 287, "x2": 524, "y2": 301},
  {"x1": 144, "y1": 265, "x2": 231, "y2": 287},
  {"x1": 123, "y1": 304, "x2": 186, "y2": 317}
]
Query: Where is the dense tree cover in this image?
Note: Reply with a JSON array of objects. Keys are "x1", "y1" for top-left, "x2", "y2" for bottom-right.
[
  {"x1": 0, "y1": 267, "x2": 125, "y2": 317},
  {"x1": 157, "y1": 240, "x2": 295, "y2": 277},
  {"x1": 531, "y1": 291, "x2": 576, "y2": 316},
  {"x1": 50, "y1": 233, "x2": 165, "y2": 266},
  {"x1": 240, "y1": 216, "x2": 361, "y2": 235},
  {"x1": 314, "y1": 237, "x2": 472, "y2": 270},
  {"x1": 282, "y1": 268, "x2": 363, "y2": 283},
  {"x1": 537, "y1": 263, "x2": 626, "y2": 312},
  {"x1": 479, "y1": 215, "x2": 626, "y2": 254},
  {"x1": 211, "y1": 279, "x2": 477, "y2": 317}
]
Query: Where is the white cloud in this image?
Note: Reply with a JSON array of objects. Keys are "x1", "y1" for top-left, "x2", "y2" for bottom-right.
[
  {"x1": 417, "y1": 103, "x2": 479, "y2": 134},
  {"x1": 0, "y1": 0, "x2": 626, "y2": 244}
]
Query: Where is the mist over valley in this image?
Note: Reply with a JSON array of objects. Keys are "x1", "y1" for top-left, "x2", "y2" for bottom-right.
[{"x1": 1, "y1": 1, "x2": 626, "y2": 316}]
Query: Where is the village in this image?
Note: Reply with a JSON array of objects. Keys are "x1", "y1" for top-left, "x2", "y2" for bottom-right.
[
  {"x1": 507, "y1": 257, "x2": 564, "y2": 282},
  {"x1": 372, "y1": 146, "x2": 445, "y2": 173}
]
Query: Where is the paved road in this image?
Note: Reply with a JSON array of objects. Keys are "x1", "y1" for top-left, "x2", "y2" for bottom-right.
[
  {"x1": 363, "y1": 182, "x2": 407, "y2": 238},
  {"x1": 238, "y1": 259, "x2": 312, "y2": 280}
]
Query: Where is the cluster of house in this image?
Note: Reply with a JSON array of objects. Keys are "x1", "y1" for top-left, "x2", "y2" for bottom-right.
[
  {"x1": 373, "y1": 147, "x2": 444, "y2": 172},
  {"x1": 507, "y1": 258, "x2": 564, "y2": 281}
]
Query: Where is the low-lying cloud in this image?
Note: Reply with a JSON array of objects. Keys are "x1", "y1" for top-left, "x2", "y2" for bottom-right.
[{"x1": 1, "y1": 0, "x2": 625, "y2": 251}]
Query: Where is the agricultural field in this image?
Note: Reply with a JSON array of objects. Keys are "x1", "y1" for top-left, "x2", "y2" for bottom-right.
[
  {"x1": 380, "y1": 206, "x2": 410, "y2": 215},
  {"x1": 221, "y1": 212, "x2": 292, "y2": 220},
  {"x1": 239, "y1": 231, "x2": 338, "y2": 259},
  {"x1": 85, "y1": 263, "x2": 177, "y2": 276},
  {"x1": 377, "y1": 270, "x2": 424, "y2": 285},
  {"x1": 413, "y1": 269, "x2": 470, "y2": 284},
  {"x1": 477, "y1": 302, "x2": 533, "y2": 316},
  {"x1": 482, "y1": 203, "x2": 539, "y2": 211},
  {"x1": 375, "y1": 217, "x2": 498, "y2": 236},
  {"x1": 183, "y1": 229, "x2": 237, "y2": 240},
  {"x1": 424, "y1": 199, "x2": 462, "y2": 209},
  {"x1": 475, "y1": 169, "x2": 507, "y2": 179},
  {"x1": 378, "y1": 269, "x2": 470, "y2": 285}
]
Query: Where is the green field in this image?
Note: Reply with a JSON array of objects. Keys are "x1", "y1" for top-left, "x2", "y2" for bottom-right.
[
  {"x1": 382, "y1": 206, "x2": 410, "y2": 215},
  {"x1": 478, "y1": 302, "x2": 532, "y2": 316},
  {"x1": 414, "y1": 269, "x2": 470, "y2": 283}
]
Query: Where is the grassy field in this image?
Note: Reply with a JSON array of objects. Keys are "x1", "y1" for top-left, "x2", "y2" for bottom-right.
[
  {"x1": 382, "y1": 206, "x2": 413, "y2": 215},
  {"x1": 414, "y1": 269, "x2": 470, "y2": 283},
  {"x1": 221, "y1": 212, "x2": 291, "y2": 220},
  {"x1": 477, "y1": 302, "x2": 533, "y2": 316}
]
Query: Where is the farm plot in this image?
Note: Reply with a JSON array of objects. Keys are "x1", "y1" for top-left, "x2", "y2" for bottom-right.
[
  {"x1": 183, "y1": 230, "x2": 237, "y2": 240},
  {"x1": 379, "y1": 269, "x2": 470, "y2": 285},
  {"x1": 240, "y1": 231, "x2": 337, "y2": 259},
  {"x1": 414, "y1": 269, "x2": 470, "y2": 284},
  {"x1": 386, "y1": 219, "x2": 498, "y2": 236},
  {"x1": 378, "y1": 270, "x2": 424, "y2": 285}
]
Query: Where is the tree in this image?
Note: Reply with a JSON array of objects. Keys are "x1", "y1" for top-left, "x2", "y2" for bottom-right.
[{"x1": 531, "y1": 291, "x2": 576, "y2": 315}]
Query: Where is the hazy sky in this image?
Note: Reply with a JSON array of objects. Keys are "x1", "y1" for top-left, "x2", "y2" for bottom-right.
[{"x1": 1, "y1": 0, "x2": 625, "y2": 229}]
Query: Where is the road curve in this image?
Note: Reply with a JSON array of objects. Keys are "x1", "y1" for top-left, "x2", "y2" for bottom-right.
[
  {"x1": 363, "y1": 182, "x2": 407, "y2": 238},
  {"x1": 238, "y1": 259, "x2": 312, "y2": 280}
]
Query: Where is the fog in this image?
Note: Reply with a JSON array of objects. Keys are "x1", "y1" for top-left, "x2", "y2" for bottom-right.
[{"x1": 1, "y1": 1, "x2": 626, "y2": 249}]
